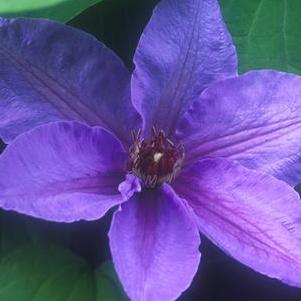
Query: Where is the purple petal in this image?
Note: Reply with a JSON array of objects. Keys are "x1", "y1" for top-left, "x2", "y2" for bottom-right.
[
  {"x1": 131, "y1": 0, "x2": 237, "y2": 138},
  {"x1": 173, "y1": 158, "x2": 301, "y2": 287},
  {"x1": 109, "y1": 185, "x2": 200, "y2": 301},
  {"x1": 0, "y1": 121, "x2": 127, "y2": 222},
  {"x1": 0, "y1": 18, "x2": 139, "y2": 145},
  {"x1": 178, "y1": 70, "x2": 301, "y2": 185}
]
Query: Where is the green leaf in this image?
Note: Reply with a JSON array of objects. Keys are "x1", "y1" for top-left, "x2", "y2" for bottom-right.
[
  {"x1": 0, "y1": 210, "x2": 126, "y2": 300},
  {"x1": 0, "y1": 0, "x2": 103, "y2": 22},
  {"x1": 96, "y1": 262, "x2": 128, "y2": 301},
  {"x1": 219, "y1": 0, "x2": 301, "y2": 74},
  {"x1": 0, "y1": 244, "x2": 128, "y2": 301}
]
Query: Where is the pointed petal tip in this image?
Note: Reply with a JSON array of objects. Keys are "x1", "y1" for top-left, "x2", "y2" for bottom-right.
[
  {"x1": 174, "y1": 158, "x2": 301, "y2": 289},
  {"x1": 109, "y1": 185, "x2": 201, "y2": 301},
  {"x1": 0, "y1": 121, "x2": 126, "y2": 222},
  {"x1": 178, "y1": 70, "x2": 301, "y2": 186},
  {"x1": 131, "y1": 0, "x2": 238, "y2": 138},
  {"x1": 0, "y1": 17, "x2": 140, "y2": 145}
]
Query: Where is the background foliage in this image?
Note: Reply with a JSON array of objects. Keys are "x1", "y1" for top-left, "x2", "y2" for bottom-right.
[
  {"x1": 0, "y1": 0, "x2": 301, "y2": 300},
  {"x1": 0, "y1": 0, "x2": 103, "y2": 22}
]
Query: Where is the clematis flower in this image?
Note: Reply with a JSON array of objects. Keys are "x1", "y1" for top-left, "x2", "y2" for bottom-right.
[{"x1": 1, "y1": 0, "x2": 301, "y2": 300}]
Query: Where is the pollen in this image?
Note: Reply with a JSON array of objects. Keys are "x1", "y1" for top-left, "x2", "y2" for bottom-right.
[
  {"x1": 129, "y1": 127, "x2": 184, "y2": 188},
  {"x1": 153, "y1": 152, "x2": 163, "y2": 163}
]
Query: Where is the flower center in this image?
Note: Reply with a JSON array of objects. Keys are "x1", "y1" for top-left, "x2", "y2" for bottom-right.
[{"x1": 129, "y1": 127, "x2": 184, "y2": 188}]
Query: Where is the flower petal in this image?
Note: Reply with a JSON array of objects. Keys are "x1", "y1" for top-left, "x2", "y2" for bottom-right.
[
  {"x1": 131, "y1": 0, "x2": 237, "y2": 137},
  {"x1": 109, "y1": 185, "x2": 201, "y2": 301},
  {"x1": 0, "y1": 18, "x2": 139, "y2": 145},
  {"x1": 173, "y1": 158, "x2": 301, "y2": 287},
  {"x1": 0, "y1": 121, "x2": 127, "y2": 222},
  {"x1": 178, "y1": 70, "x2": 301, "y2": 185}
]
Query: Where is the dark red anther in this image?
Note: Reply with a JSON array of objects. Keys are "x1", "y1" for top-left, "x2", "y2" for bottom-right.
[{"x1": 129, "y1": 128, "x2": 184, "y2": 188}]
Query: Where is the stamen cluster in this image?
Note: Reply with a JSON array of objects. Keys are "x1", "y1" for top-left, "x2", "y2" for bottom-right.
[{"x1": 129, "y1": 127, "x2": 184, "y2": 188}]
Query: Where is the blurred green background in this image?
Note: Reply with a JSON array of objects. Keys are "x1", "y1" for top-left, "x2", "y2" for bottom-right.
[{"x1": 0, "y1": 0, "x2": 301, "y2": 300}]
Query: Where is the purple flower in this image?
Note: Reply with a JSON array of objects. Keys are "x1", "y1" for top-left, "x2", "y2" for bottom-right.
[{"x1": 1, "y1": 0, "x2": 301, "y2": 300}]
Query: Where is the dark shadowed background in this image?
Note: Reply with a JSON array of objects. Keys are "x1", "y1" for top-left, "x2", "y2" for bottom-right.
[{"x1": 1, "y1": 0, "x2": 301, "y2": 300}]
